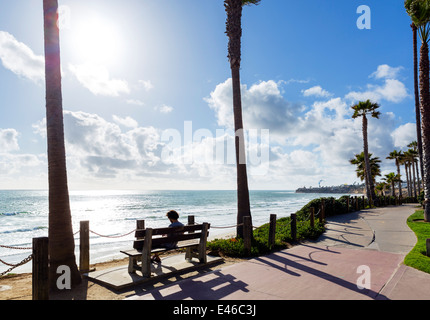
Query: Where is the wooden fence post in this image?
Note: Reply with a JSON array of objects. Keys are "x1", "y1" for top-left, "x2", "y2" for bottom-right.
[
  {"x1": 355, "y1": 196, "x2": 358, "y2": 211},
  {"x1": 362, "y1": 196, "x2": 365, "y2": 209},
  {"x1": 291, "y1": 213, "x2": 297, "y2": 242},
  {"x1": 80, "y1": 221, "x2": 90, "y2": 273},
  {"x1": 427, "y1": 239, "x2": 430, "y2": 257},
  {"x1": 310, "y1": 207, "x2": 315, "y2": 228},
  {"x1": 268, "y1": 214, "x2": 277, "y2": 249},
  {"x1": 32, "y1": 237, "x2": 49, "y2": 300},
  {"x1": 186, "y1": 216, "x2": 195, "y2": 260},
  {"x1": 243, "y1": 216, "x2": 252, "y2": 255},
  {"x1": 136, "y1": 219, "x2": 145, "y2": 231},
  {"x1": 320, "y1": 200, "x2": 325, "y2": 223},
  {"x1": 347, "y1": 196, "x2": 350, "y2": 213}
]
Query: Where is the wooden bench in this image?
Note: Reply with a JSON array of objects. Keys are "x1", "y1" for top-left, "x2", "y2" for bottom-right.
[{"x1": 120, "y1": 222, "x2": 210, "y2": 277}]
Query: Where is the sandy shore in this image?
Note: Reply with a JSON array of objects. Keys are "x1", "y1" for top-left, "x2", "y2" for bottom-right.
[{"x1": 0, "y1": 230, "x2": 242, "y2": 300}]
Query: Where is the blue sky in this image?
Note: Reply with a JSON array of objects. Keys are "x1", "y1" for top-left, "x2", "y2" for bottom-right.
[{"x1": 0, "y1": 0, "x2": 420, "y2": 190}]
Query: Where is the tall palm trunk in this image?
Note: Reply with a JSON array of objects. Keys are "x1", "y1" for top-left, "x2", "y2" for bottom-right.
[
  {"x1": 362, "y1": 115, "x2": 376, "y2": 205},
  {"x1": 411, "y1": 159, "x2": 417, "y2": 198},
  {"x1": 416, "y1": 159, "x2": 421, "y2": 194},
  {"x1": 225, "y1": 0, "x2": 252, "y2": 238},
  {"x1": 405, "y1": 162, "x2": 411, "y2": 197},
  {"x1": 419, "y1": 39, "x2": 430, "y2": 221},
  {"x1": 43, "y1": 0, "x2": 81, "y2": 289},
  {"x1": 396, "y1": 160, "x2": 402, "y2": 198},
  {"x1": 412, "y1": 24, "x2": 425, "y2": 184}
]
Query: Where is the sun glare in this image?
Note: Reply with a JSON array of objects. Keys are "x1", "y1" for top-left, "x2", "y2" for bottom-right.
[{"x1": 71, "y1": 17, "x2": 122, "y2": 65}]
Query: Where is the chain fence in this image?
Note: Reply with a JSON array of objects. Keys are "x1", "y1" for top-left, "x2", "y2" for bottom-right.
[{"x1": 0, "y1": 207, "x2": 323, "y2": 277}]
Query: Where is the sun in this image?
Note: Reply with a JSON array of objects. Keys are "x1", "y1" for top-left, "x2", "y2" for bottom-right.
[{"x1": 70, "y1": 16, "x2": 122, "y2": 65}]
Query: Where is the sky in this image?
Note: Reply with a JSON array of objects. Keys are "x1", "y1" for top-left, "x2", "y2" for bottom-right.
[{"x1": 0, "y1": 0, "x2": 420, "y2": 191}]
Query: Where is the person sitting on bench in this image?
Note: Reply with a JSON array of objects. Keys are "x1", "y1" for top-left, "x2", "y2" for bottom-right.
[{"x1": 151, "y1": 210, "x2": 184, "y2": 263}]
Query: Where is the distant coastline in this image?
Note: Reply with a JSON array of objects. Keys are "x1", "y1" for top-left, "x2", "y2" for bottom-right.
[{"x1": 295, "y1": 184, "x2": 365, "y2": 194}]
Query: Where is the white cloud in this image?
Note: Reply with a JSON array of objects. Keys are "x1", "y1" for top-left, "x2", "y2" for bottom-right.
[
  {"x1": 138, "y1": 80, "x2": 154, "y2": 91},
  {"x1": 345, "y1": 79, "x2": 408, "y2": 103},
  {"x1": 68, "y1": 63, "x2": 130, "y2": 96},
  {"x1": 155, "y1": 105, "x2": 174, "y2": 114},
  {"x1": 126, "y1": 99, "x2": 145, "y2": 106},
  {"x1": 112, "y1": 115, "x2": 138, "y2": 128},
  {"x1": 370, "y1": 64, "x2": 403, "y2": 80},
  {"x1": 0, "y1": 31, "x2": 44, "y2": 83},
  {"x1": 302, "y1": 85, "x2": 333, "y2": 98},
  {"x1": 345, "y1": 65, "x2": 409, "y2": 103},
  {"x1": 0, "y1": 128, "x2": 20, "y2": 152},
  {"x1": 206, "y1": 79, "x2": 303, "y2": 140},
  {"x1": 391, "y1": 123, "x2": 417, "y2": 149}
]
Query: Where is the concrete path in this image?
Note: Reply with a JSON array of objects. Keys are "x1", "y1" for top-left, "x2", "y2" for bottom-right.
[{"x1": 126, "y1": 204, "x2": 430, "y2": 300}]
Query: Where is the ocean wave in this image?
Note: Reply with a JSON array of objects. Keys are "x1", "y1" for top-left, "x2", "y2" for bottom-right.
[
  {"x1": 0, "y1": 212, "x2": 30, "y2": 217},
  {"x1": 0, "y1": 226, "x2": 47, "y2": 234}
]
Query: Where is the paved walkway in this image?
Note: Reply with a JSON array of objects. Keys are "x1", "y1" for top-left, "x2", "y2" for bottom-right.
[{"x1": 126, "y1": 204, "x2": 430, "y2": 300}]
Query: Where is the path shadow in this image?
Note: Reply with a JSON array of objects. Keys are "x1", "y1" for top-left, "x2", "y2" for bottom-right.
[{"x1": 256, "y1": 250, "x2": 388, "y2": 300}]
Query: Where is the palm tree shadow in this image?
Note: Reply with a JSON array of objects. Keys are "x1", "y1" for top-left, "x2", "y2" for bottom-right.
[{"x1": 255, "y1": 250, "x2": 388, "y2": 300}]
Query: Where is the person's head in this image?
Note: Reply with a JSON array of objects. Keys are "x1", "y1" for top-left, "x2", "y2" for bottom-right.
[{"x1": 166, "y1": 210, "x2": 179, "y2": 222}]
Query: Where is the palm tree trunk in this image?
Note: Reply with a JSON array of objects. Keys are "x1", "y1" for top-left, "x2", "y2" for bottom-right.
[
  {"x1": 225, "y1": 0, "x2": 252, "y2": 238},
  {"x1": 396, "y1": 161, "x2": 402, "y2": 198},
  {"x1": 411, "y1": 160, "x2": 417, "y2": 198},
  {"x1": 416, "y1": 159, "x2": 421, "y2": 194},
  {"x1": 412, "y1": 24, "x2": 425, "y2": 184},
  {"x1": 405, "y1": 163, "x2": 411, "y2": 197},
  {"x1": 419, "y1": 40, "x2": 430, "y2": 221},
  {"x1": 362, "y1": 115, "x2": 376, "y2": 205},
  {"x1": 43, "y1": 0, "x2": 81, "y2": 289}
]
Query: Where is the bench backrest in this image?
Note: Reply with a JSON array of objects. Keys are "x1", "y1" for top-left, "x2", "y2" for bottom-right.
[{"x1": 133, "y1": 223, "x2": 210, "y2": 251}]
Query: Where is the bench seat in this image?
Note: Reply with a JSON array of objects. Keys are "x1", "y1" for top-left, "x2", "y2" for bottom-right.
[{"x1": 120, "y1": 223, "x2": 209, "y2": 277}]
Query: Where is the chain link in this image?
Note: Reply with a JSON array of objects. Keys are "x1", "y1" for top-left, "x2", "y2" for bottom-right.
[{"x1": 0, "y1": 254, "x2": 33, "y2": 277}]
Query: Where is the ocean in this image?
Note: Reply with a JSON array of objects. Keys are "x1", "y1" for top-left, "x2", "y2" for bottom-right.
[{"x1": 0, "y1": 189, "x2": 348, "y2": 274}]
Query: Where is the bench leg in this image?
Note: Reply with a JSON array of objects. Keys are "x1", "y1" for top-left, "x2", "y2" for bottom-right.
[{"x1": 128, "y1": 257, "x2": 135, "y2": 273}]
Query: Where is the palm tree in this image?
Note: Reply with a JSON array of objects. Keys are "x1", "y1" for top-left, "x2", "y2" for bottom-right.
[
  {"x1": 405, "y1": 0, "x2": 430, "y2": 221},
  {"x1": 224, "y1": 0, "x2": 260, "y2": 238},
  {"x1": 349, "y1": 152, "x2": 381, "y2": 190},
  {"x1": 387, "y1": 150, "x2": 404, "y2": 198},
  {"x1": 383, "y1": 173, "x2": 401, "y2": 197},
  {"x1": 411, "y1": 22, "x2": 425, "y2": 183},
  {"x1": 405, "y1": 149, "x2": 419, "y2": 198},
  {"x1": 43, "y1": 0, "x2": 81, "y2": 289},
  {"x1": 375, "y1": 182, "x2": 388, "y2": 196},
  {"x1": 408, "y1": 141, "x2": 422, "y2": 194},
  {"x1": 351, "y1": 100, "x2": 381, "y2": 205}
]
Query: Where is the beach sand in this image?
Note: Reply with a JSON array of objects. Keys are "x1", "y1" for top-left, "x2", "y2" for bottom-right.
[{"x1": 0, "y1": 231, "x2": 241, "y2": 300}]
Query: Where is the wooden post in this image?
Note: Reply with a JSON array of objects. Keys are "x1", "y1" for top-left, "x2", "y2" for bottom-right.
[
  {"x1": 355, "y1": 196, "x2": 358, "y2": 211},
  {"x1": 310, "y1": 207, "x2": 315, "y2": 228},
  {"x1": 198, "y1": 222, "x2": 209, "y2": 263},
  {"x1": 427, "y1": 239, "x2": 430, "y2": 257},
  {"x1": 362, "y1": 196, "x2": 365, "y2": 209},
  {"x1": 186, "y1": 216, "x2": 195, "y2": 260},
  {"x1": 291, "y1": 214, "x2": 297, "y2": 242},
  {"x1": 79, "y1": 221, "x2": 90, "y2": 273},
  {"x1": 347, "y1": 196, "x2": 350, "y2": 213},
  {"x1": 141, "y1": 228, "x2": 152, "y2": 277},
  {"x1": 268, "y1": 214, "x2": 277, "y2": 249},
  {"x1": 32, "y1": 237, "x2": 49, "y2": 300},
  {"x1": 136, "y1": 219, "x2": 145, "y2": 231},
  {"x1": 320, "y1": 200, "x2": 325, "y2": 223},
  {"x1": 243, "y1": 216, "x2": 252, "y2": 255}
]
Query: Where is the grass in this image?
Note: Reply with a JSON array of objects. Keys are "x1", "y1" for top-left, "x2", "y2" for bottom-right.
[{"x1": 404, "y1": 209, "x2": 430, "y2": 274}]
